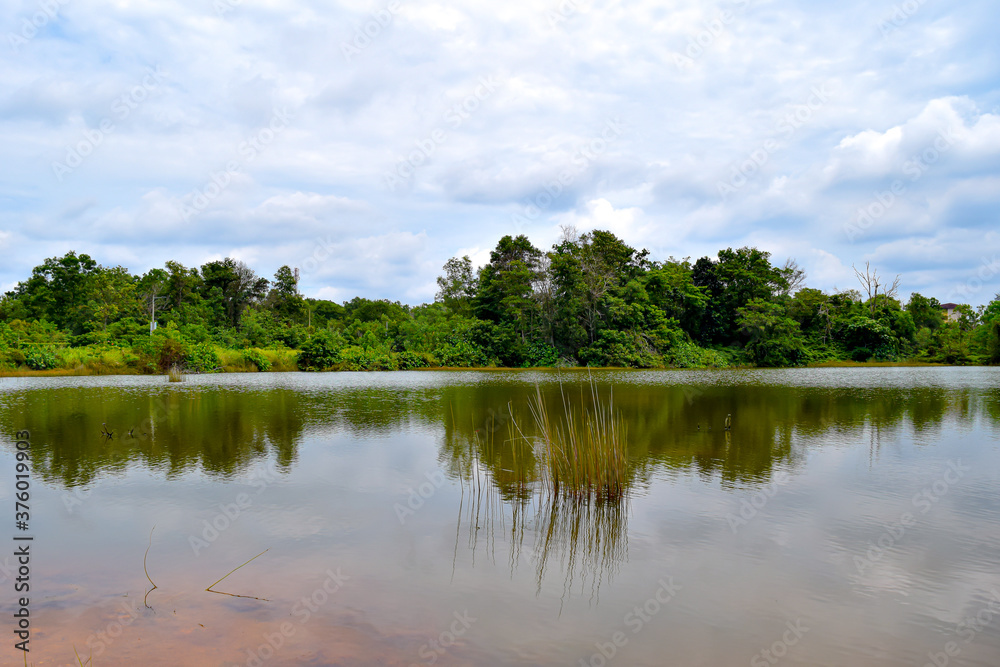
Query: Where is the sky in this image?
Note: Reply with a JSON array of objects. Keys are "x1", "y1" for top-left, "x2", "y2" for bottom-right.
[{"x1": 1, "y1": 0, "x2": 998, "y2": 307}]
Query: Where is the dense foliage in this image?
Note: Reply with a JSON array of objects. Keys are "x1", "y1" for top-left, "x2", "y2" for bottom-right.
[{"x1": 1, "y1": 231, "x2": 998, "y2": 373}]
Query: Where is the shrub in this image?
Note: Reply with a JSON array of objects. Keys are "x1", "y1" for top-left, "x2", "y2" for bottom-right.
[
  {"x1": 521, "y1": 341, "x2": 559, "y2": 367},
  {"x1": 297, "y1": 330, "x2": 345, "y2": 370},
  {"x1": 186, "y1": 343, "x2": 221, "y2": 373},
  {"x1": 395, "y1": 350, "x2": 434, "y2": 370},
  {"x1": 339, "y1": 345, "x2": 398, "y2": 371},
  {"x1": 242, "y1": 347, "x2": 272, "y2": 372},
  {"x1": 157, "y1": 338, "x2": 188, "y2": 372},
  {"x1": 24, "y1": 347, "x2": 59, "y2": 370}
]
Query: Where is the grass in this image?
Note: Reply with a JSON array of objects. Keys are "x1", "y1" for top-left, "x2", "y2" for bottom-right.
[
  {"x1": 511, "y1": 380, "x2": 629, "y2": 501},
  {"x1": 166, "y1": 365, "x2": 184, "y2": 382},
  {"x1": 807, "y1": 359, "x2": 947, "y2": 368},
  {"x1": 216, "y1": 347, "x2": 298, "y2": 372}
]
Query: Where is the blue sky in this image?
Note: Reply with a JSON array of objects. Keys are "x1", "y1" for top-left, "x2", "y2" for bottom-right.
[{"x1": 1, "y1": 0, "x2": 998, "y2": 306}]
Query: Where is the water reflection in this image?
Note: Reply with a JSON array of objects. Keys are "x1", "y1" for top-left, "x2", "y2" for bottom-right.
[
  {"x1": 1, "y1": 373, "x2": 996, "y2": 492},
  {"x1": 448, "y1": 422, "x2": 632, "y2": 604},
  {"x1": 0, "y1": 370, "x2": 998, "y2": 666}
]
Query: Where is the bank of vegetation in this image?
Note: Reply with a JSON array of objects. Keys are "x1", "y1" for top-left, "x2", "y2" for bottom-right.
[{"x1": 1, "y1": 229, "x2": 998, "y2": 375}]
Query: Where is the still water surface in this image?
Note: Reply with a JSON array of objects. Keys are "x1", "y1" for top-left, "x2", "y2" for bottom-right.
[{"x1": 1, "y1": 368, "x2": 999, "y2": 666}]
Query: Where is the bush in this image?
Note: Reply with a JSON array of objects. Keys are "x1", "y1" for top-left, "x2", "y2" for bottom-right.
[
  {"x1": 242, "y1": 348, "x2": 272, "y2": 372},
  {"x1": 670, "y1": 341, "x2": 732, "y2": 368},
  {"x1": 579, "y1": 330, "x2": 662, "y2": 368},
  {"x1": 186, "y1": 343, "x2": 221, "y2": 373},
  {"x1": 24, "y1": 346, "x2": 59, "y2": 370},
  {"x1": 396, "y1": 350, "x2": 434, "y2": 370},
  {"x1": 4, "y1": 349, "x2": 26, "y2": 367},
  {"x1": 339, "y1": 345, "x2": 397, "y2": 371},
  {"x1": 297, "y1": 330, "x2": 345, "y2": 370},
  {"x1": 520, "y1": 341, "x2": 559, "y2": 367},
  {"x1": 157, "y1": 338, "x2": 188, "y2": 372}
]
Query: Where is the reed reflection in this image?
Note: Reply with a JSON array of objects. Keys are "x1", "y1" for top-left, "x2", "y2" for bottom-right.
[{"x1": 448, "y1": 384, "x2": 635, "y2": 603}]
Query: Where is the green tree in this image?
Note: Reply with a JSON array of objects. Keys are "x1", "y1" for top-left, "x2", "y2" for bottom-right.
[
  {"x1": 435, "y1": 256, "x2": 477, "y2": 317},
  {"x1": 474, "y1": 235, "x2": 543, "y2": 342},
  {"x1": 268, "y1": 266, "x2": 305, "y2": 322}
]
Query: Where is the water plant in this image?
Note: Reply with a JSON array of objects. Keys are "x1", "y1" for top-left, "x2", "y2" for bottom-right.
[
  {"x1": 167, "y1": 364, "x2": 184, "y2": 382},
  {"x1": 512, "y1": 381, "x2": 628, "y2": 501}
]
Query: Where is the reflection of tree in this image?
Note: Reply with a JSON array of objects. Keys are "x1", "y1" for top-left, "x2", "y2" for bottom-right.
[
  {"x1": 0, "y1": 386, "x2": 312, "y2": 487},
  {"x1": 440, "y1": 375, "x2": 996, "y2": 599}
]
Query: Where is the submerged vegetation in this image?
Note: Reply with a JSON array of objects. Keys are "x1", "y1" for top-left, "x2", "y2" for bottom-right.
[{"x1": 2, "y1": 230, "x2": 999, "y2": 374}]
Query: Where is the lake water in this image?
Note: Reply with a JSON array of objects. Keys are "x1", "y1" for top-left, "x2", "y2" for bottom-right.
[{"x1": 1, "y1": 368, "x2": 999, "y2": 666}]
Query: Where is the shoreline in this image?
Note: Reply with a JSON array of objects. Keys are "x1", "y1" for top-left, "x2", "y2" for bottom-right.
[{"x1": 0, "y1": 360, "x2": 962, "y2": 378}]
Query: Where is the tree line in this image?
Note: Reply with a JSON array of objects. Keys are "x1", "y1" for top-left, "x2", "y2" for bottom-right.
[{"x1": 1, "y1": 228, "x2": 998, "y2": 372}]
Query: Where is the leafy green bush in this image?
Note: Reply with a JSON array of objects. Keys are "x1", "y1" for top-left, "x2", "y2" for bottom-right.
[
  {"x1": 396, "y1": 350, "x2": 434, "y2": 370},
  {"x1": 579, "y1": 330, "x2": 662, "y2": 368},
  {"x1": 297, "y1": 330, "x2": 346, "y2": 370},
  {"x1": 520, "y1": 341, "x2": 559, "y2": 367},
  {"x1": 339, "y1": 345, "x2": 398, "y2": 371},
  {"x1": 670, "y1": 341, "x2": 732, "y2": 368},
  {"x1": 242, "y1": 347, "x2": 271, "y2": 372},
  {"x1": 3, "y1": 348, "x2": 26, "y2": 367},
  {"x1": 24, "y1": 346, "x2": 59, "y2": 370},
  {"x1": 433, "y1": 340, "x2": 494, "y2": 367},
  {"x1": 186, "y1": 343, "x2": 221, "y2": 373},
  {"x1": 157, "y1": 338, "x2": 188, "y2": 371}
]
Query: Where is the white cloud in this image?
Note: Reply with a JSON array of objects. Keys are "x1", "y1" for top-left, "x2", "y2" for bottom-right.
[{"x1": 0, "y1": 0, "x2": 997, "y2": 305}]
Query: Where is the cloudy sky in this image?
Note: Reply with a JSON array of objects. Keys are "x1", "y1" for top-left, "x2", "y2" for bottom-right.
[{"x1": 2, "y1": 0, "x2": 998, "y2": 306}]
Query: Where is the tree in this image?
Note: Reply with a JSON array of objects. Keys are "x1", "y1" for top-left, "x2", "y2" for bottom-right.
[
  {"x1": 435, "y1": 256, "x2": 477, "y2": 317},
  {"x1": 200, "y1": 258, "x2": 268, "y2": 328},
  {"x1": 906, "y1": 293, "x2": 943, "y2": 331},
  {"x1": 6, "y1": 251, "x2": 100, "y2": 333},
  {"x1": 268, "y1": 266, "x2": 305, "y2": 321},
  {"x1": 474, "y1": 235, "x2": 543, "y2": 342},
  {"x1": 736, "y1": 299, "x2": 808, "y2": 366},
  {"x1": 852, "y1": 261, "x2": 901, "y2": 319},
  {"x1": 84, "y1": 266, "x2": 141, "y2": 332},
  {"x1": 780, "y1": 258, "x2": 807, "y2": 296},
  {"x1": 696, "y1": 247, "x2": 789, "y2": 345}
]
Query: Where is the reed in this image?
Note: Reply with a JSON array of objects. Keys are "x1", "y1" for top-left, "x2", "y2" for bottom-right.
[
  {"x1": 166, "y1": 364, "x2": 184, "y2": 382},
  {"x1": 513, "y1": 381, "x2": 628, "y2": 501}
]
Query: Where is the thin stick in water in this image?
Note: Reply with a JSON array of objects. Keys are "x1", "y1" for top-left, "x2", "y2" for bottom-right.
[{"x1": 205, "y1": 549, "x2": 270, "y2": 600}]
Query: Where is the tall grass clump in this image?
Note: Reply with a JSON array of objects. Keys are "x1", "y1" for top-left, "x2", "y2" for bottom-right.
[
  {"x1": 167, "y1": 364, "x2": 184, "y2": 382},
  {"x1": 513, "y1": 381, "x2": 628, "y2": 501}
]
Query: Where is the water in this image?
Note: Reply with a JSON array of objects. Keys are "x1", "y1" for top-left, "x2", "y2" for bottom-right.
[{"x1": 1, "y1": 368, "x2": 998, "y2": 666}]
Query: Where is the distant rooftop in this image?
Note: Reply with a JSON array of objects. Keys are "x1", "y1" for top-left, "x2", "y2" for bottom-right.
[{"x1": 940, "y1": 303, "x2": 960, "y2": 309}]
